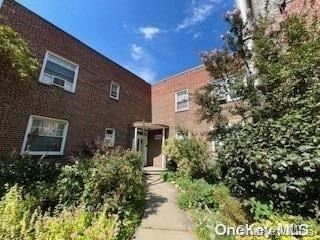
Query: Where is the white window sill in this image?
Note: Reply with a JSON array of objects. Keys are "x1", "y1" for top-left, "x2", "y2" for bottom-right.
[
  {"x1": 21, "y1": 151, "x2": 64, "y2": 156},
  {"x1": 109, "y1": 95, "x2": 119, "y2": 100},
  {"x1": 39, "y1": 81, "x2": 76, "y2": 94},
  {"x1": 175, "y1": 108, "x2": 189, "y2": 113}
]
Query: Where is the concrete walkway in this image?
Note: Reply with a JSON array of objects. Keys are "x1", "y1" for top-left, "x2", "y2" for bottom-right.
[{"x1": 134, "y1": 175, "x2": 196, "y2": 240}]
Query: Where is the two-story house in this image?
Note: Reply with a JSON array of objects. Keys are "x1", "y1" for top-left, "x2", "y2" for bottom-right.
[
  {"x1": 0, "y1": 0, "x2": 152, "y2": 157},
  {"x1": 0, "y1": 0, "x2": 216, "y2": 169},
  {"x1": 5, "y1": 0, "x2": 313, "y2": 169}
]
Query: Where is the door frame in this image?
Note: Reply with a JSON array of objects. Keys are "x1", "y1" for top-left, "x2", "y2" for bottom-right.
[{"x1": 134, "y1": 130, "x2": 148, "y2": 166}]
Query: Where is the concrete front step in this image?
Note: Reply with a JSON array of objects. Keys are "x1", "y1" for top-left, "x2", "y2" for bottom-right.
[{"x1": 143, "y1": 167, "x2": 167, "y2": 175}]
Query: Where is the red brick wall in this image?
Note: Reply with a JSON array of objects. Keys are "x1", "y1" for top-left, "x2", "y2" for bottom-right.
[
  {"x1": 151, "y1": 66, "x2": 212, "y2": 138},
  {"x1": 284, "y1": 0, "x2": 320, "y2": 17},
  {"x1": 0, "y1": 0, "x2": 151, "y2": 156}
]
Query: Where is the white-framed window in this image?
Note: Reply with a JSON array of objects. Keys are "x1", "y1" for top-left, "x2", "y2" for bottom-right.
[
  {"x1": 39, "y1": 51, "x2": 79, "y2": 93},
  {"x1": 21, "y1": 115, "x2": 69, "y2": 156},
  {"x1": 104, "y1": 128, "x2": 115, "y2": 147},
  {"x1": 175, "y1": 131, "x2": 190, "y2": 140},
  {"x1": 110, "y1": 82, "x2": 120, "y2": 100},
  {"x1": 213, "y1": 76, "x2": 240, "y2": 103},
  {"x1": 175, "y1": 89, "x2": 189, "y2": 112}
]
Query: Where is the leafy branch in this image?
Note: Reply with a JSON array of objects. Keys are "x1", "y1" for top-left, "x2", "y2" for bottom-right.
[{"x1": 0, "y1": 24, "x2": 39, "y2": 79}]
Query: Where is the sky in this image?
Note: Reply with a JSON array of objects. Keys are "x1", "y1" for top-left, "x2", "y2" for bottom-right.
[{"x1": 12, "y1": 0, "x2": 235, "y2": 83}]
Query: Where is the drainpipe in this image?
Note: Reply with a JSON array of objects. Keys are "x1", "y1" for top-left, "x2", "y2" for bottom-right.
[
  {"x1": 236, "y1": 0, "x2": 251, "y2": 22},
  {"x1": 161, "y1": 128, "x2": 166, "y2": 169},
  {"x1": 236, "y1": 0, "x2": 261, "y2": 87},
  {"x1": 133, "y1": 127, "x2": 138, "y2": 151}
]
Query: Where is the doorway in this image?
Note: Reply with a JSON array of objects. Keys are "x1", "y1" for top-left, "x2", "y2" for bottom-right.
[
  {"x1": 136, "y1": 131, "x2": 148, "y2": 166},
  {"x1": 132, "y1": 122, "x2": 169, "y2": 169}
]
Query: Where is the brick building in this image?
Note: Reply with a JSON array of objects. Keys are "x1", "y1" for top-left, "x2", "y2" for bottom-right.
[
  {"x1": 2, "y1": 0, "x2": 314, "y2": 168},
  {"x1": 0, "y1": 0, "x2": 216, "y2": 169},
  {"x1": 0, "y1": 0, "x2": 152, "y2": 157},
  {"x1": 152, "y1": 66, "x2": 212, "y2": 138}
]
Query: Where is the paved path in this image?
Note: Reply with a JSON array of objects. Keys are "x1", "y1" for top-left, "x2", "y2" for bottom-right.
[{"x1": 134, "y1": 175, "x2": 197, "y2": 240}]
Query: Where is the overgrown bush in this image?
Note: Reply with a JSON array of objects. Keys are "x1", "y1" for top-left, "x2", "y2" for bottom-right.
[
  {"x1": 193, "y1": 184, "x2": 249, "y2": 240},
  {"x1": 33, "y1": 206, "x2": 118, "y2": 240},
  {"x1": 194, "y1": 208, "x2": 235, "y2": 240},
  {"x1": 161, "y1": 171, "x2": 180, "y2": 182},
  {"x1": 78, "y1": 137, "x2": 111, "y2": 157},
  {"x1": 0, "y1": 154, "x2": 61, "y2": 211},
  {"x1": 177, "y1": 179, "x2": 217, "y2": 210},
  {"x1": 162, "y1": 173, "x2": 217, "y2": 210},
  {"x1": 0, "y1": 150, "x2": 145, "y2": 239},
  {"x1": 56, "y1": 150, "x2": 145, "y2": 239},
  {"x1": 57, "y1": 150, "x2": 144, "y2": 209},
  {"x1": 248, "y1": 198, "x2": 274, "y2": 221},
  {"x1": 163, "y1": 135, "x2": 212, "y2": 178},
  {"x1": 0, "y1": 154, "x2": 61, "y2": 195},
  {"x1": 213, "y1": 184, "x2": 248, "y2": 226},
  {"x1": 164, "y1": 173, "x2": 248, "y2": 240},
  {"x1": 218, "y1": 83, "x2": 320, "y2": 219},
  {"x1": 235, "y1": 214, "x2": 320, "y2": 240},
  {"x1": 0, "y1": 186, "x2": 34, "y2": 239},
  {"x1": 0, "y1": 186, "x2": 118, "y2": 240}
]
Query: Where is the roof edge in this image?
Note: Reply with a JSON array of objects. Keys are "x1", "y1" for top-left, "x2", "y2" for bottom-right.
[
  {"x1": 153, "y1": 65, "x2": 205, "y2": 86},
  {"x1": 4, "y1": 0, "x2": 150, "y2": 86}
]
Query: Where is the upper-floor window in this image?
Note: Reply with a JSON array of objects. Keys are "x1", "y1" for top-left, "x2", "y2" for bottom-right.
[
  {"x1": 214, "y1": 77, "x2": 240, "y2": 103},
  {"x1": 39, "y1": 51, "x2": 79, "y2": 93},
  {"x1": 175, "y1": 130, "x2": 190, "y2": 140},
  {"x1": 110, "y1": 82, "x2": 120, "y2": 100},
  {"x1": 104, "y1": 128, "x2": 115, "y2": 147},
  {"x1": 175, "y1": 89, "x2": 189, "y2": 112},
  {"x1": 21, "y1": 115, "x2": 69, "y2": 156}
]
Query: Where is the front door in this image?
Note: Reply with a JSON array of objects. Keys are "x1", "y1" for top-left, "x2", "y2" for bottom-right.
[{"x1": 136, "y1": 132, "x2": 148, "y2": 166}]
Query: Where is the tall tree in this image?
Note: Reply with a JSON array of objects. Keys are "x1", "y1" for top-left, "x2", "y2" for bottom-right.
[
  {"x1": 195, "y1": 1, "x2": 320, "y2": 140},
  {"x1": 0, "y1": 25, "x2": 39, "y2": 79}
]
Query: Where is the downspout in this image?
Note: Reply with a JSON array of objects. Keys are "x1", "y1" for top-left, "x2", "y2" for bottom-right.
[
  {"x1": 236, "y1": 0, "x2": 251, "y2": 21},
  {"x1": 236, "y1": 0, "x2": 261, "y2": 86}
]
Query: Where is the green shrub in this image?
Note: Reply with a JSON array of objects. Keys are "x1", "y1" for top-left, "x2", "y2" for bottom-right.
[
  {"x1": 0, "y1": 186, "x2": 118, "y2": 240},
  {"x1": 0, "y1": 186, "x2": 34, "y2": 239},
  {"x1": 56, "y1": 160, "x2": 91, "y2": 208},
  {"x1": 218, "y1": 83, "x2": 320, "y2": 219},
  {"x1": 174, "y1": 175, "x2": 194, "y2": 190},
  {"x1": 0, "y1": 150, "x2": 145, "y2": 240},
  {"x1": 163, "y1": 135, "x2": 212, "y2": 178},
  {"x1": 248, "y1": 198, "x2": 274, "y2": 221},
  {"x1": 190, "y1": 185, "x2": 249, "y2": 240},
  {"x1": 56, "y1": 150, "x2": 145, "y2": 239},
  {"x1": 161, "y1": 171, "x2": 180, "y2": 182},
  {"x1": 193, "y1": 209, "x2": 235, "y2": 240},
  {"x1": 163, "y1": 174, "x2": 250, "y2": 240},
  {"x1": 213, "y1": 184, "x2": 248, "y2": 226},
  {"x1": 57, "y1": 150, "x2": 144, "y2": 209},
  {"x1": 0, "y1": 154, "x2": 61, "y2": 211},
  {"x1": 166, "y1": 175, "x2": 217, "y2": 210},
  {"x1": 192, "y1": 185, "x2": 248, "y2": 240},
  {"x1": 236, "y1": 214, "x2": 320, "y2": 240},
  {"x1": 90, "y1": 150, "x2": 145, "y2": 239},
  {"x1": 33, "y1": 205, "x2": 118, "y2": 240},
  {"x1": 0, "y1": 154, "x2": 61, "y2": 196}
]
